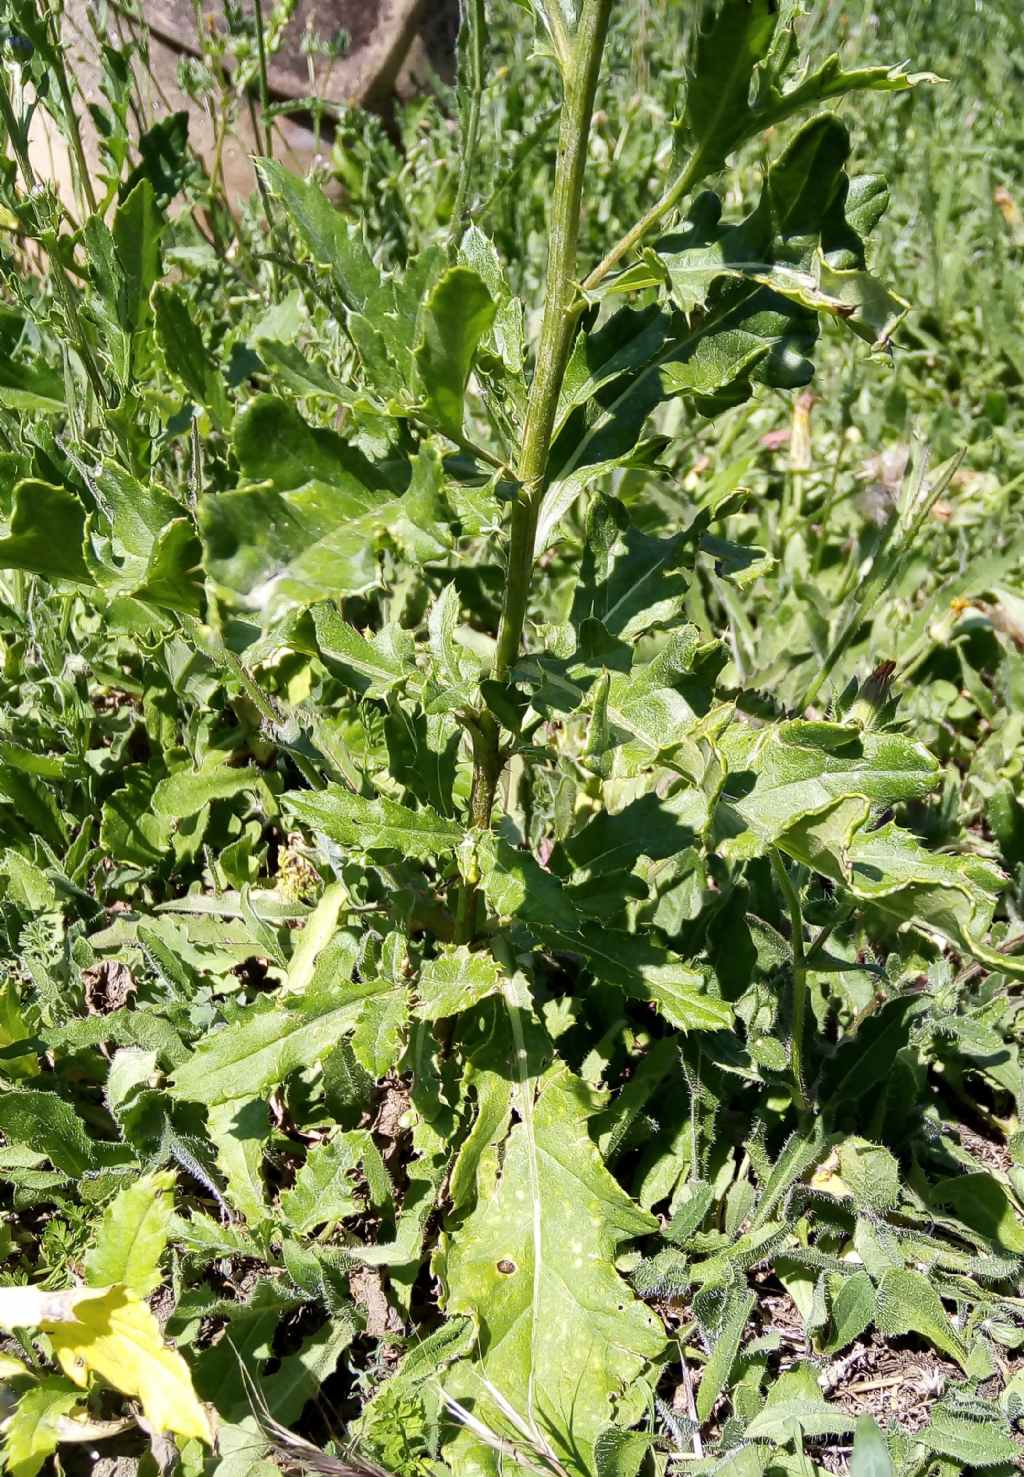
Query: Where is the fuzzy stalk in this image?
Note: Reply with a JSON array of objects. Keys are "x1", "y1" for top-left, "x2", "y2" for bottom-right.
[
  {"x1": 493, "y1": 0, "x2": 613, "y2": 682},
  {"x1": 457, "y1": 0, "x2": 612, "y2": 935},
  {"x1": 447, "y1": 0, "x2": 487, "y2": 255},
  {"x1": 771, "y1": 849, "x2": 809, "y2": 1113}
]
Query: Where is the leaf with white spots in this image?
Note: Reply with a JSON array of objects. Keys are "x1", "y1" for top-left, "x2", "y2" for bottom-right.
[{"x1": 440, "y1": 995, "x2": 664, "y2": 1477}]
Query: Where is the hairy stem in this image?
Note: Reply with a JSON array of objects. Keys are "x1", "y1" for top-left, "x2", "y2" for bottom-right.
[
  {"x1": 46, "y1": 5, "x2": 98, "y2": 216},
  {"x1": 493, "y1": 0, "x2": 613, "y2": 682},
  {"x1": 457, "y1": 0, "x2": 612, "y2": 934},
  {"x1": 771, "y1": 849, "x2": 809, "y2": 1113},
  {"x1": 251, "y1": 0, "x2": 275, "y2": 160},
  {"x1": 447, "y1": 0, "x2": 487, "y2": 254}
]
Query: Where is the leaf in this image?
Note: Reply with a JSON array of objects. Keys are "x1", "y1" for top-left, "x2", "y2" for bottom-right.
[
  {"x1": 351, "y1": 988, "x2": 409, "y2": 1077},
  {"x1": 285, "y1": 881, "x2": 349, "y2": 996},
  {"x1": 169, "y1": 981, "x2": 390, "y2": 1106},
  {"x1": 3, "y1": 1380, "x2": 84, "y2": 1477},
  {"x1": 206, "y1": 1099, "x2": 270, "y2": 1225},
  {"x1": 200, "y1": 398, "x2": 449, "y2": 617},
  {"x1": 0, "y1": 1090, "x2": 96, "y2": 1175},
  {"x1": 0, "y1": 358, "x2": 64, "y2": 413},
  {"x1": 283, "y1": 785, "x2": 462, "y2": 859},
  {"x1": 281, "y1": 1129, "x2": 368, "y2": 1233},
  {"x1": 593, "y1": 1427, "x2": 656, "y2": 1477},
  {"x1": 837, "y1": 1138, "x2": 901, "y2": 1212},
  {"x1": 783, "y1": 801, "x2": 1022, "y2": 975},
  {"x1": 684, "y1": 0, "x2": 779, "y2": 172},
  {"x1": 681, "y1": 0, "x2": 936, "y2": 177},
  {"x1": 563, "y1": 925, "x2": 732, "y2": 1032},
  {"x1": 875, "y1": 1269, "x2": 968, "y2": 1368},
  {"x1": 917, "y1": 1410, "x2": 1020, "y2": 1468},
  {"x1": 153, "y1": 284, "x2": 229, "y2": 425},
  {"x1": 257, "y1": 159, "x2": 382, "y2": 312},
  {"x1": 151, "y1": 761, "x2": 261, "y2": 819},
  {"x1": 477, "y1": 836, "x2": 732, "y2": 1031},
  {"x1": 84, "y1": 461, "x2": 202, "y2": 614},
  {"x1": 850, "y1": 1415, "x2": 893, "y2": 1477},
  {"x1": 416, "y1": 946, "x2": 503, "y2": 1020},
  {"x1": 651, "y1": 116, "x2": 907, "y2": 346},
  {"x1": 84, "y1": 1171, "x2": 175, "y2": 1296},
  {"x1": 259, "y1": 1313, "x2": 357, "y2": 1424},
  {"x1": 0, "y1": 480, "x2": 91, "y2": 583},
  {"x1": 313, "y1": 605, "x2": 415, "y2": 697},
  {"x1": 716, "y1": 720, "x2": 940, "y2": 849},
  {"x1": 100, "y1": 766, "x2": 174, "y2": 867},
  {"x1": 120, "y1": 110, "x2": 192, "y2": 207},
  {"x1": 415, "y1": 266, "x2": 495, "y2": 439},
  {"x1": 823, "y1": 1271, "x2": 876, "y2": 1355},
  {"x1": 694, "y1": 1283, "x2": 756, "y2": 1421},
  {"x1": 0, "y1": 1285, "x2": 211, "y2": 1442},
  {"x1": 443, "y1": 1058, "x2": 664, "y2": 1475},
  {"x1": 930, "y1": 1172, "x2": 1024, "y2": 1254},
  {"x1": 570, "y1": 495, "x2": 689, "y2": 641},
  {"x1": 425, "y1": 581, "x2": 477, "y2": 712},
  {"x1": 111, "y1": 179, "x2": 163, "y2": 343},
  {"x1": 745, "y1": 1396, "x2": 855, "y2": 1442}
]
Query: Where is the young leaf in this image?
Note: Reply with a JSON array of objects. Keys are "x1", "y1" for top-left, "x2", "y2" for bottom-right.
[
  {"x1": 694, "y1": 1282, "x2": 756, "y2": 1421},
  {"x1": 2, "y1": 1381, "x2": 84, "y2": 1477},
  {"x1": 153, "y1": 284, "x2": 229, "y2": 425},
  {"x1": 822, "y1": 1272, "x2": 876, "y2": 1355},
  {"x1": 256, "y1": 158, "x2": 382, "y2": 311},
  {"x1": 850, "y1": 1415, "x2": 893, "y2": 1477},
  {"x1": 313, "y1": 605, "x2": 416, "y2": 698},
  {"x1": 281, "y1": 1130, "x2": 368, "y2": 1233},
  {"x1": 84, "y1": 1170, "x2": 175, "y2": 1297}
]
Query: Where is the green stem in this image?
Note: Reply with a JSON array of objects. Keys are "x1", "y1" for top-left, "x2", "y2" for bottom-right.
[
  {"x1": 457, "y1": 0, "x2": 612, "y2": 937},
  {"x1": 538, "y1": 0, "x2": 574, "y2": 75},
  {"x1": 493, "y1": 0, "x2": 613, "y2": 683},
  {"x1": 447, "y1": 0, "x2": 486, "y2": 255},
  {"x1": 46, "y1": 5, "x2": 97, "y2": 215},
  {"x1": 251, "y1": 0, "x2": 275, "y2": 160},
  {"x1": 0, "y1": 66, "x2": 36, "y2": 189},
  {"x1": 771, "y1": 849, "x2": 809, "y2": 1113},
  {"x1": 582, "y1": 150, "x2": 703, "y2": 292}
]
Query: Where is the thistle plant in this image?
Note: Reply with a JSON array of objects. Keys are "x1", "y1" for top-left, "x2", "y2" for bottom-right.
[{"x1": 0, "y1": 3, "x2": 1022, "y2": 1475}]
